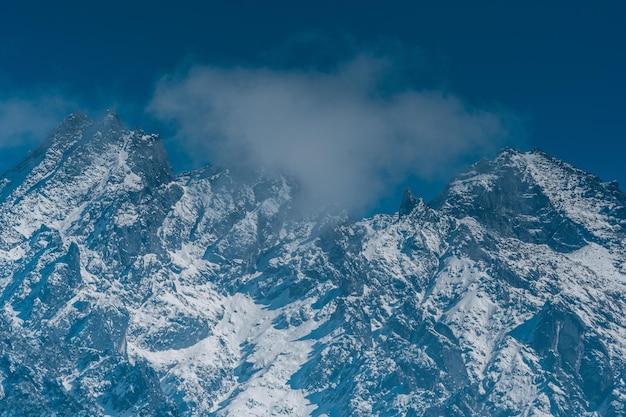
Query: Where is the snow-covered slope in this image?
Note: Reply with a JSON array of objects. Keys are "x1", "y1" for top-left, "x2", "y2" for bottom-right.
[{"x1": 0, "y1": 114, "x2": 625, "y2": 416}]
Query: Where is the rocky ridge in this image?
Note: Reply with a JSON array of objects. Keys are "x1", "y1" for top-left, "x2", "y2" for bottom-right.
[{"x1": 0, "y1": 113, "x2": 625, "y2": 416}]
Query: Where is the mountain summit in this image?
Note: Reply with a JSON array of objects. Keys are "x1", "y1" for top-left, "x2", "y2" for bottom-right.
[{"x1": 1, "y1": 114, "x2": 625, "y2": 416}]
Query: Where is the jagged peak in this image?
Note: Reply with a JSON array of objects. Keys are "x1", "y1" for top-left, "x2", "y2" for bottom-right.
[
  {"x1": 494, "y1": 146, "x2": 523, "y2": 158},
  {"x1": 64, "y1": 110, "x2": 92, "y2": 124},
  {"x1": 49, "y1": 110, "x2": 92, "y2": 138},
  {"x1": 45, "y1": 110, "x2": 132, "y2": 150},
  {"x1": 435, "y1": 147, "x2": 589, "y2": 204},
  {"x1": 100, "y1": 109, "x2": 128, "y2": 132},
  {"x1": 472, "y1": 148, "x2": 570, "y2": 183},
  {"x1": 56, "y1": 109, "x2": 124, "y2": 128},
  {"x1": 493, "y1": 147, "x2": 554, "y2": 167},
  {"x1": 430, "y1": 145, "x2": 626, "y2": 247},
  {"x1": 0, "y1": 111, "x2": 94, "y2": 187},
  {"x1": 530, "y1": 147, "x2": 549, "y2": 156},
  {"x1": 398, "y1": 187, "x2": 422, "y2": 217},
  {"x1": 44, "y1": 110, "x2": 129, "y2": 149},
  {"x1": 1, "y1": 111, "x2": 175, "y2": 200}
]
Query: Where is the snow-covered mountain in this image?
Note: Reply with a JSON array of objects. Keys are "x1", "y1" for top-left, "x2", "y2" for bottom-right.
[{"x1": 1, "y1": 112, "x2": 625, "y2": 416}]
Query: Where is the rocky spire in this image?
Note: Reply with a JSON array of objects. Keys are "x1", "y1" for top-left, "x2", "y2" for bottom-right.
[{"x1": 398, "y1": 187, "x2": 420, "y2": 217}]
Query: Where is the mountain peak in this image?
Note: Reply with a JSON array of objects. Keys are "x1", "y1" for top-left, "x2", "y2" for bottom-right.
[
  {"x1": 101, "y1": 109, "x2": 126, "y2": 128},
  {"x1": 44, "y1": 110, "x2": 130, "y2": 151},
  {"x1": 49, "y1": 110, "x2": 92, "y2": 139},
  {"x1": 399, "y1": 187, "x2": 421, "y2": 217},
  {"x1": 431, "y1": 148, "x2": 626, "y2": 249},
  {"x1": 492, "y1": 147, "x2": 557, "y2": 167},
  {"x1": 1, "y1": 110, "x2": 175, "y2": 205},
  {"x1": 494, "y1": 146, "x2": 523, "y2": 158},
  {"x1": 64, "y1": 109, "x2": 92, "y2": 124},
  {"x1": 1, "y1": 130, "x2": 626, "y2": 416}
]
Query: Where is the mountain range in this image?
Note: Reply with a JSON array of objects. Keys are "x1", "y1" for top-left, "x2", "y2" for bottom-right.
[{"x1": 1, "y1": 111, "x2": 625, "y2": 416}]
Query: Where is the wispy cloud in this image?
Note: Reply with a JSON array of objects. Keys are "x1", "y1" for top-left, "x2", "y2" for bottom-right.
[
  {"x1": 149, "y1": 54, "x2": 519, "y2": 213},
  {"x1": 0, "y1": 94, "x2": 77, "y2": 150}
]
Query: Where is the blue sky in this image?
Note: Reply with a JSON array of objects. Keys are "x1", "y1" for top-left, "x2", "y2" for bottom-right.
[{"x1": 0, "y1": 1, "x2": 624, "y2": 215}]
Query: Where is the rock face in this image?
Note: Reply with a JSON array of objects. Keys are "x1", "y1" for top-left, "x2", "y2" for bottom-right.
[{"x1": 1, "y1": 114, "x2": 626, "y2": 416}]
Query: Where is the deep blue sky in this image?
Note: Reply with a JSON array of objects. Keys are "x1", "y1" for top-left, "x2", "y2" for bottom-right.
[{"x1": 0, "y1": 1, "x2": 624, "y2": 214}]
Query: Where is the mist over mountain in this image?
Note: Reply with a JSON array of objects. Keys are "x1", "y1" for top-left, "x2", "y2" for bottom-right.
[
  {"x1": 148, "y1": 57, "x2": 517, "y2": 215},
  {"x1": 0, "y1": 113, "x2": 625, "y2": 416}
]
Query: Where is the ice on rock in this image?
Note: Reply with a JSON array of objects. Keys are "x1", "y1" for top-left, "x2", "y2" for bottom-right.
[{"x1": 0, "y1": 117, "x2": 625, "y2": 416}]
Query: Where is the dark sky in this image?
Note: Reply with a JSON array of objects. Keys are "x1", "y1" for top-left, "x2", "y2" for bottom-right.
[{"x1": 1, "y1": 1, "x2": 624, "y2": 215}]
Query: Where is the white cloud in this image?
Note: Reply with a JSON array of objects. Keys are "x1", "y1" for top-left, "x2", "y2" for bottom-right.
[{"x1": 149, "y1": 55, "x2": 518, "y2": 213}]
